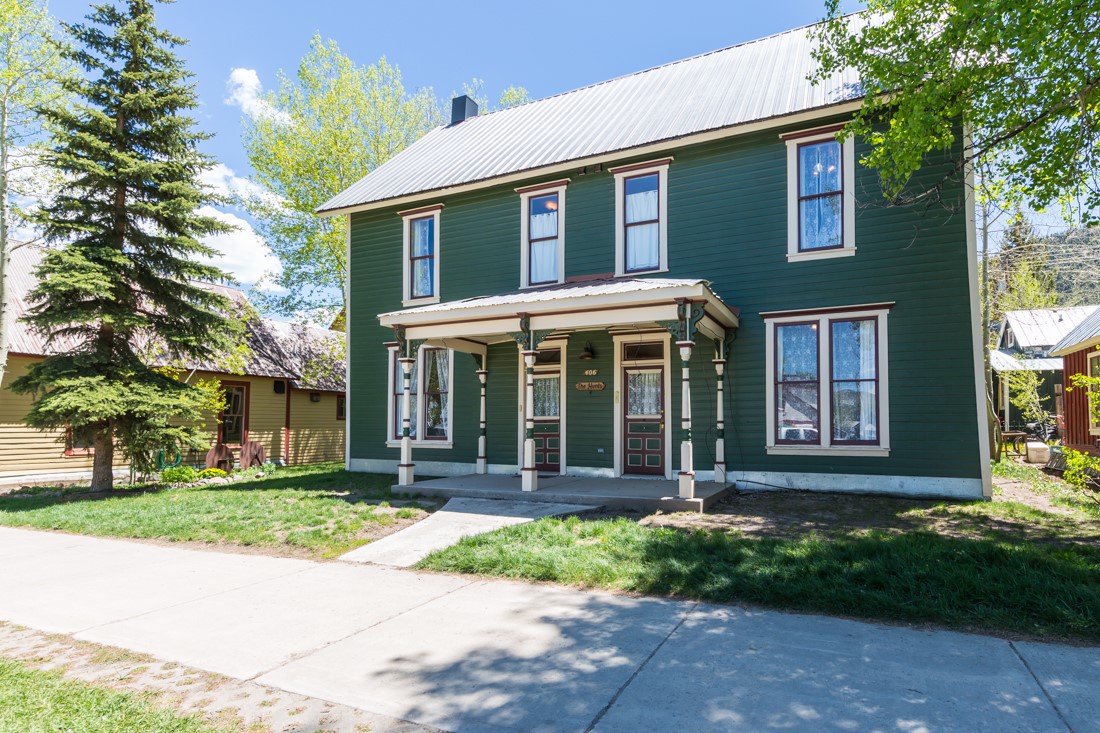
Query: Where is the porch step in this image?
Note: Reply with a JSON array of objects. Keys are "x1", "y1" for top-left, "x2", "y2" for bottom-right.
[{"x1": 340, "y1": 498, "x2": 595, "y2": 567}]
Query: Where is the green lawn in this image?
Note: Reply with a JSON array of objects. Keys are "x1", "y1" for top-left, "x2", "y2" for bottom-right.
[
  {"x1": 0, "y1": 658, "x2": 225, "y2": 733},
  {"x1": 0, "y1": 462, "x2": 423, "y2": 559},
  {"x1": 419, "y1": 479, "x2": 1100, "y2": 642}
]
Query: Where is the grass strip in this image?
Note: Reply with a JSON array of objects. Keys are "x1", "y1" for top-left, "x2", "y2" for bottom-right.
[
  {"x1": 0, "y1": 657, "x2": 225, "y2": 733},
  {"x1": 419, "y1": 515, "x2": 1100, "y2": 642}
]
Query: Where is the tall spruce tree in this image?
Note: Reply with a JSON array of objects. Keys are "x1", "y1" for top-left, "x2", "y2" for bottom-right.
[{"x1": 12, "y1": 0, "x2": 237, "y2": 490}]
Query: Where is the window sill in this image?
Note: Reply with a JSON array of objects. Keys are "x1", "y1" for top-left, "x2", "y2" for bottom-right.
[
  {"x1": 766, "y1": 445, "x2": 889, "y2": 458},
  {"x1": 402, "y1": 296, "x2": 440, "y2": 308},
  {"x1": 614, "y1": 267, "x2": 669, "y2": 278},
  {"x1": 386, "y1": 440, "x2": 454, "y2": 450},
  {"x1": 519, "y1": 280, "x2": 564, "y2": 290},
  {"x1": 786, "y1": 247, "x2": 856, "y2": 262}
]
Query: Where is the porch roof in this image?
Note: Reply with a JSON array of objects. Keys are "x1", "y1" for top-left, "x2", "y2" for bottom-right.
[{"x1": 378, "y1": 277, "x2": 740, "y2": 348}]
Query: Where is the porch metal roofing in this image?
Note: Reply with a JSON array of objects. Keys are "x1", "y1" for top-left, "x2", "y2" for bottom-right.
[
  {"x1": 1001, "y1": 306, "x2": 1099, "y2": 350},
  {"x1": 989, "y1": 349, "x2": 1062, "y2": 373},
  {"x1": 318, "y1": 17, "x2": 866, "y2": 215},
  {"x1": 1051, "y1": 307, "x2": 1100, "y2": 356}
]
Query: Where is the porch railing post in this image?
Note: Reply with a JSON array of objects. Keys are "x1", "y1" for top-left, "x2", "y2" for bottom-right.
[
  {"x1": 521, "y1": 349, "x2": 539, "y2": 491},
  {"x1": 397, "y1": 356, "x2": 416, "y2": 486},
  {"x1": 477, "y1": 368, "x2": 488, "y2": 474},
  {"x1": 713, "y1": 356, "x2": 727, "y2": 484},
  {"x1": 677, "y1": 340, "x2": 695, "y2": 498}
]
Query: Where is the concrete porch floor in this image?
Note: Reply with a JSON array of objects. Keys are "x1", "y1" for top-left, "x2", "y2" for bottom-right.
[{"x1": 397, "y1": 473, "x2": 734, "y2": 512}]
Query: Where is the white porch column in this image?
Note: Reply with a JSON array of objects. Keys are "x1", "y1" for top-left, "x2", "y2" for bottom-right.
[
  {"x1": 713, "y1": 356, "x2": 727, "y2": 484},
  {"x1": 521, "y1": 349, "x2": 539, "y2": 491},
  {"x1": 677, "y1": 340, "x2": 695, "y2": 498},
  {"x1": 397, "y1": 356, "x2": 416, "y2": 486},
  {"x1": 476, "y1": 368, "x2": 488, "y2": 474}
]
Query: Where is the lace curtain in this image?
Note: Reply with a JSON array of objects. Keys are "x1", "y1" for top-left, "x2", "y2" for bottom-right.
[
  {"x1": 798, "y1": 141, "x2": 842, "y2": 250},
  {"x1": 533, "y1": 376, "x2": 560, "y2": 417},
  {"x1": 776, "y1": 324, "x2": 819, "y2": 440},
  {"x1": 627, "y1": 371, "x2": 662, "y2": 416}
]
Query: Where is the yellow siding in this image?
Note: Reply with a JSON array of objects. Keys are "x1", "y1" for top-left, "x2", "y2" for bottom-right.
[
  {"x1": 289, "y1": 389, "x2": 345, "y2": 464},
  {"x1": 0, "y1": 355, "x2": 127, "y2": 479}
]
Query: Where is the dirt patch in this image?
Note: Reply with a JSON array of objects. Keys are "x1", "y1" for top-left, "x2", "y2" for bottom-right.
[{"x1": 0, "y1": 621, "x2": 438, "y2": 732}]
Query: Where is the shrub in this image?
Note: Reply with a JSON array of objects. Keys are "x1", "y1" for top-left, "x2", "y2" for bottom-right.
[
  {"x1": 261, "y1": 461, "x2": 278, "y2": 474},
  {"x1": 1062, "y1": 449, "x2": 1100, "y2": 498},
  {"x1": 196, "y1": 468, "x2": 228, "y2": 480},
  {"x1": 160, "y1": 465, "x2": 198, "y2": 484}
]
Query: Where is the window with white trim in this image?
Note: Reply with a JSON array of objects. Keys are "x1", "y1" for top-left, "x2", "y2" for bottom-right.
[
  {"x1": 765, "y1": 306, "x2": 890, "y2": 455},
  {"x1": 612, "y1": 159, "x2": 670, "y2": 276},
  {"x1": 784, "y1": 128, "x2": 855, "y2": 261},
  {"x1": 1089, "y1": 351, "x2": 1100, "y2": 434},
  {"x1": 400, "y1": 206, "x2": 442, "y2": 305},
  {"x1": 518, "y1": 182, "x2": 567, "y2": 288},
  {"x1": 387, "y1": 346, "x2": 453, "y2": 444}
]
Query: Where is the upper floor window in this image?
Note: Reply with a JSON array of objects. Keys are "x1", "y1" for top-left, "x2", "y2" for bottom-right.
[
  {"x1": 517, "y1": 181, "x2": 568, "y2": 288},
  {"x1": 612, "y1": 158, "x2": 670, "y2": 276},
  {"x1": 783, "y1": 126, "x2": 855, "y2": 262},
  {"x1": 764, "y1": 303, "x2": 891, "y2": 456},
  {"x1": 399, "y1": 204, "x2": 442, "y2": 306}
]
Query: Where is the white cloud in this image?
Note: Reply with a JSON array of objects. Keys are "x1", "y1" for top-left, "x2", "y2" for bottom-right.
[
  {"x1": 224, "y1": 68, "x2": 290, "y2": 123},
  {"x1": 199, "y1": 162, "x2": 267, "y2": 201},
  {"x1": 197, "y1": 205, "x2": 283, "y2": 290}
]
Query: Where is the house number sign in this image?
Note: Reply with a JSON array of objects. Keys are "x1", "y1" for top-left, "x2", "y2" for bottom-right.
[
  {"x1": 575, "y1": 381, "x2": 606, "y2": 391},
  {"x1": 583, "y1": 369, "x2": 599, "y2": 376}
]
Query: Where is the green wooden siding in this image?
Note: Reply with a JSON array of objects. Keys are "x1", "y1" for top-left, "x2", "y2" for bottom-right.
[{"x1": 348, "y1": 115, "x2": 982, "y2": 481}]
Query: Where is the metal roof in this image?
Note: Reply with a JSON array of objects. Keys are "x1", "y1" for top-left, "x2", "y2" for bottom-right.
[
  {"x1": 1002, "y1": 307, "x2": 1099, "y2": 349},
  {"x1": 989, "y1": 349, "x2": 1062, "y2": 373},
  {"x1": 8, "y1": 243, "x2": 345, "y2": 390},
  {"x1": 1051, "y1": 307, "x2": 1100, "y2": 356},
  {"x1": 319, "y1": 17, "x2": 865, "y2": 214}
]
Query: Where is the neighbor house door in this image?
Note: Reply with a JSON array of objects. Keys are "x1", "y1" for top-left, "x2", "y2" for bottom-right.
[{"x1": 623, "y1": 367, "x2": 664, "y2": 475}]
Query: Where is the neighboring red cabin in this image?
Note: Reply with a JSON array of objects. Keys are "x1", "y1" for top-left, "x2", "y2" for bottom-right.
[{"x1": 1052, "y1": 308, "x2": 1100, "y2": 456}]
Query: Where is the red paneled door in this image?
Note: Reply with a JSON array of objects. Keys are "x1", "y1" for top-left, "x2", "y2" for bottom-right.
[
  {"x1": 533, "y1": 374, "x2": 561, "y2": 473},
  {"x1": 623, "y1": 367, "x2": 664, "y2": 475}
]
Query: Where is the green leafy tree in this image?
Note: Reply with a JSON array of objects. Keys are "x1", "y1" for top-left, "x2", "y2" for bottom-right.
[
  {"x1": 11, "y1": 0, "x2": 239, "y2": 490},
  {"x1": 0, "y1": 0, "x2": 72, "y2": 387},
  {"x1": 813, "y1": 2, "x2": 1100, "y2": 218},
  {"x1": 239, "y1": 37, "x2": 440, "y2": 320}
]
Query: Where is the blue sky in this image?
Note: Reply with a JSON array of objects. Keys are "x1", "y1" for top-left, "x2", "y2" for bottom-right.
[{"x1": 44, "y1": 0, "x2": 861, "y2": 302}]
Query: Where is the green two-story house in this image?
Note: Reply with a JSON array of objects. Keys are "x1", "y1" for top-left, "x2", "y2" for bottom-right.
[{"x1": 319, "y1": 21, "x2": 992, "y2": 502}]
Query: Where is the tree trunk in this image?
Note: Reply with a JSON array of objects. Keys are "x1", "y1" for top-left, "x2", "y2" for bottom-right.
[
  {"x1": 0, "y1": 100, "x2": 10, "y2": 390},
  {"x1": 90, "y1": 421, "x2": 114, "y2": 491}
]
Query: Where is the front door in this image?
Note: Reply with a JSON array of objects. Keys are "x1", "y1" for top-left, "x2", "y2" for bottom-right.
[
  {"x1": 533, "y1": 374, "x2": 561, "y2": 473},
  {"x1": 623, "y1": 367, "x2": 664, "y2": 475}
]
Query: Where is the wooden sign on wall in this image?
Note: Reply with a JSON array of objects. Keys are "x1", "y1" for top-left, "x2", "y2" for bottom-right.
[{"x1": 575, "y1": 381, "x2": 606, "y2": 391}]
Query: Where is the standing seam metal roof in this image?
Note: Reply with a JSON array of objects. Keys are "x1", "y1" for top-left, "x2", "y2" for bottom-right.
[
  {"x1": 1003, "y1": 307, "x2": 1099, "y2": 349},
  {"x1": 1051, "y1": 307, "x2": 1100, "y2": 355},
  {"x1": 319, "y1": 17, "x2": 865, "y2": 213}
]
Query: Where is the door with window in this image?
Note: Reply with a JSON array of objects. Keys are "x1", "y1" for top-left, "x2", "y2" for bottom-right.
[
  {"x1": 533, "y1": 374, "x2": 561, "y2": 472},
  {"x1": 623, "y1": 367, "x2": 664, "y2": 475}
]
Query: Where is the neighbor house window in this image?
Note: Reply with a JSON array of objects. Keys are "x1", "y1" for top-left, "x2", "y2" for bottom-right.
[
  {"x1": 65, "y1": 424, "x2": 94, "y2": 456},
  {"x1": 783, "y1": 126, "x2": 855, "y2": 261},
  {"x1": 219, "y1": 383, "x2": 248, "y2": 445},
  {"x1": 764, "y1": 304, "x2": 891, "y2": 455},
  {"x1": 387, "y1": 346, "x2": 453, "y2": 444},
  {"x1": 399, "y1": 204, "x2": 442, "y2": 305},
  {"x1": 336, "y1": 395, "x2": 346, "y2": 421},
  {"x1": 517, "y1": 181, "x2": 567, "y2": 287},
  {"x1": 1090, "y1": 351, "x2": 1100, "y2": 433},
  {"x1": 612, "y1": 158, "x2": 670, "y2": 276}
]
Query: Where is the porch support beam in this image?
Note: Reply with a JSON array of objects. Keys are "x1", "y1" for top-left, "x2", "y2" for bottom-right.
[
  {"x1": 477, "y1": 366, "x2": 489, "y2": 474},
  {"x1": 713, "y1": 338, "x2": 727, "y2": 484},
  {"x1": 397, "y1": 355, "x2": 416, "y2": 486},
  {"x1": 521, "y1": 349, "x2": 539, "y2": 491},
  {"x1": 678, "y1": 340, "x2": 695, "y2": 498}
]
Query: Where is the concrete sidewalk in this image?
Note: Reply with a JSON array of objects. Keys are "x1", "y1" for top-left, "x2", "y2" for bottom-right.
[
  {"x1": 340, "y1": 498, "x2": 597, "y2": 567},
  {"x1": 0, "y1": 526, "x2": 1095, "y2": 732}
]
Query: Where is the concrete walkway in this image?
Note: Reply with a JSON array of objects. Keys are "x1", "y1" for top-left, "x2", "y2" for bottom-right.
[
  {"x1": 0, "y1": 527, "x2": 1096, "y2": 733},
  {"x1": 340, "y1": 498, "x2": 596, "y2": 567}
]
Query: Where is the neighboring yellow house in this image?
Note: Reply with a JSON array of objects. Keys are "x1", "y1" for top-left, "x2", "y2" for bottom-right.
[{"x1": 1, "y1": 245, "x2": 345, "y2": 484}]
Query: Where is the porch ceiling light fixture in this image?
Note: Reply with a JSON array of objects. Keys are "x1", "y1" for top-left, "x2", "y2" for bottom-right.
[{"x1": 579, "y1": 342, "x2": 596, "y2": 360}]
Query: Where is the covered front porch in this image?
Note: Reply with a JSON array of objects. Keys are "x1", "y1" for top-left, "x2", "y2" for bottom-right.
[
  {"x1": 379, "y1": 277, "x2": 741, "y2": 500},
  {"x1": 403, "y1": 473, "x2": 735, "y2": 513}
]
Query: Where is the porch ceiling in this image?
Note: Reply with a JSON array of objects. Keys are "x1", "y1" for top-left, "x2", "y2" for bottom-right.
[{"x1": 378, "y1": 277, "x2": 740, "y2": 350}]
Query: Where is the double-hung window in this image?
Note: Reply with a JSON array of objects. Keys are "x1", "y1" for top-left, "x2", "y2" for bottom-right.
[
  {"x1": 400, "y1": 205, "x2": 442, "y2": 305},
  {"x1": 517, "y1": 181, "x2": 567, "y2": 287},
  {"x1": 783, "y1": 126, "x2": 855, "y2": 261},
  {"x1": 765, "y1": 304, "x2": 891, "y2": 455},
  {"x1": 387, "y1": 346, "x2": 453, "y2": 445},
  {"x1": 612, "y1": 159, "x2": 670, "y2": 276}
]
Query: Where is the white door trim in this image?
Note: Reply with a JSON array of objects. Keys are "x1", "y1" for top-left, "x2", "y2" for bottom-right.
[
  {"x1": 516, "y1": 337, "x2": 568, "y2": 475},
  {"x1": 613, "y1": 333, "x2": 673, "y2": 479}
]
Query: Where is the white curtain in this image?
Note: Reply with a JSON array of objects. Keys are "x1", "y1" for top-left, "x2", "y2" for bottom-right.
[
  {"x1": 534, "y1": 376, "x2": 560, "y2": 417},
  {"x1": 434, "y1": 350, "x2": 449, "y2": 437},
  {"x1": 857, "y1": 320, "x2": 876, "y2": 439},
  {"x1": 627, "y1": 371, "x2": 661, "y2": 416},
  {"x1": 530, "y1": 239, "x2": 557, "y2": 283},
  {"x1": 625, "y1": 189, "x2": 659, "y2": 270}
]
